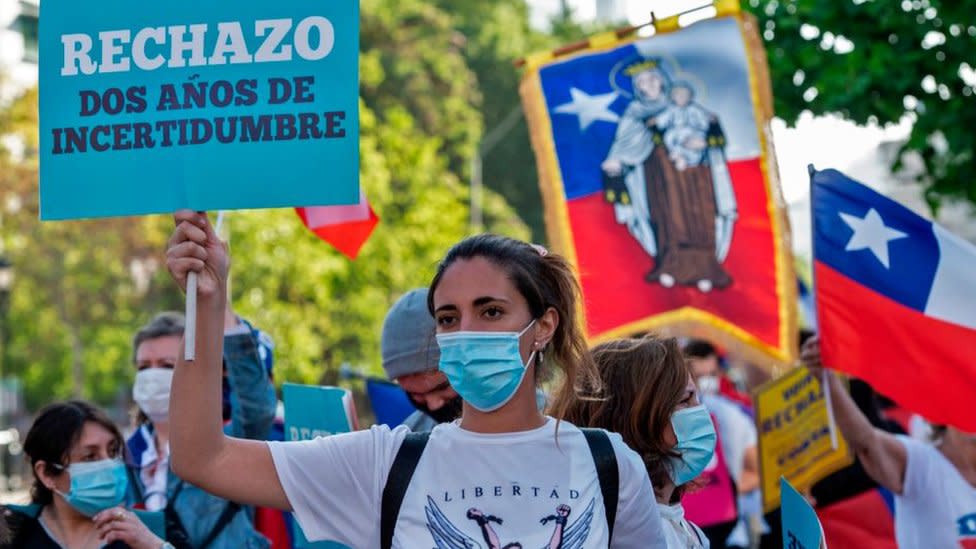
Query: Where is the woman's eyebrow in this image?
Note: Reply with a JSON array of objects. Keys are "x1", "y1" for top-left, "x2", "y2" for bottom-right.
[
  {"x1": 472, "y1": 296, "x2": 510, "y2": 306},
  {"x1": 73, "y1": 443, "x2": 100, "y2": 454}
]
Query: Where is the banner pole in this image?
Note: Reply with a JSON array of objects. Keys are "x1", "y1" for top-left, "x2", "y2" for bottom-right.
[
  {"x1": 184, "y1": 272, "x2": 197, "y2": 361},
  {"x1": 822, "y1": 370, "x2": 838, "y2": 450}
]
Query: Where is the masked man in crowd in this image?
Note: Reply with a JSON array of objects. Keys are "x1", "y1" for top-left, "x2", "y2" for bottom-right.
[
  {"x1": 380, "y1": 288, "x2": 463, "y2": 431},
  {"x1": 127, "y1": 306, "x2": 276, "y2": 548}
]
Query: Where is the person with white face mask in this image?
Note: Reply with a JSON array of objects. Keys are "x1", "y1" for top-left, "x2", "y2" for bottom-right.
[
  {"x1": 162, "y1": 214, "x2": 667, "y2": 549},
  {"x1": 127, "y1": 309, "x2": 275, "y2": 549},
  {"x1": 557, "y1": 336, "x2": 717, "y2": 549}
]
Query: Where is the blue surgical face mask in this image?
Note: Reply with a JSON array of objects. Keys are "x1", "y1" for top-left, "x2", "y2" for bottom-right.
[
  {"x1": 669, "y1": 404, "x2": 717, "y2": 485},
  {"x1": 54, "y1": 458, "x2": 129, "y2": 517},
  {"x1": 436, "y1": 320, "x2": 537, "y2": 413}
]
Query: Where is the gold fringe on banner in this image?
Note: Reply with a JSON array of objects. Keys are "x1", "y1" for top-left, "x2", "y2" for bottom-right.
[{"x1": 515, "y1": 1, "x2": 743, "y2": 68}]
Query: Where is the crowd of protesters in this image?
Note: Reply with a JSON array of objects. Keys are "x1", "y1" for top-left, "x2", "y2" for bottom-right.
[{"x1": 0, "y1": 215, "x2": 972, "y2": 548}]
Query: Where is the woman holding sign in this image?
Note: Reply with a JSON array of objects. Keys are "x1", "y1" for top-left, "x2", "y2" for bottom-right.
[
  {"x1": 163, "y1": 211, "x2": 665, "y2": 548},
  {"x1": 555, "y1": 336, "x2": 717, "y2": 548},
  {"x1": 803, "y1": 337, "x2": 976, "y2": 549}
]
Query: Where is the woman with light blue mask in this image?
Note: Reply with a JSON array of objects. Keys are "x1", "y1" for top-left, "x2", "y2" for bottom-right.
[
  {"x1": 1, "y1": 400, "x2": 174, "y2": 549},
  {"x1": 556, "y1": 337, "x2": 718, "y2": 548},
  {"x1": 163, "y1": 212, "x2": 668, "y2": 548}
]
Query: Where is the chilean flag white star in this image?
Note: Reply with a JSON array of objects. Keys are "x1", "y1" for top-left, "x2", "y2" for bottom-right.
[
  {"x1": 838, "y1": 208, "x2": 908, "y2": 269},
  {"x1": 554, "y1": 88, "x2": 620, "y2": 131}
]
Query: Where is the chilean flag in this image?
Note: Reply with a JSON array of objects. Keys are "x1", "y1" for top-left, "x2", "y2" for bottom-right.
[
  {"x1": 811, "y1": 168, "x2": 976, "y2": 432},
  {"x1": 295, "y1": 191, "x2": 378, "y2": 260}
]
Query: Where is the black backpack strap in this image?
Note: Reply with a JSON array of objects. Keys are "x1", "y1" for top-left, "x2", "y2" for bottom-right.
[
  {"x1": 198, "y1": 501, "x2": 242, "y2": 548},
  {"x1": 169, "y1": 478, "x2": 241, "y2": 549},
  {"x1": 163, "y1": 481, "x2": 194, "y2": 549},
  {"x1": 581, "y1": 428, "x2": 619, "y2": 544},
  {"x1": 380, "y1": 432, "x2": 430, "y2": 549}
]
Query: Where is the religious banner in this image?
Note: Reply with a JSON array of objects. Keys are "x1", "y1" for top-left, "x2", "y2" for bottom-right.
[
  {"x1": 519, "y1": 3, "x2": 796, "y2": 364},
  {"x1": 754, "y1": 366, "x2": 852, "y2": 513},
  {"x1": 39, "y1": 0, "x2": 360, "y2": 220}
]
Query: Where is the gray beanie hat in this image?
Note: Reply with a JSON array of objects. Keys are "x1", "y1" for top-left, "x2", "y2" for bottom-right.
[{"x1": 381, "y1": 288, "x2": 439, "y2": 380}]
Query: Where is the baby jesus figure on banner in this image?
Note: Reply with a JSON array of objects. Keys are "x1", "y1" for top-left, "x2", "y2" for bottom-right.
[{"x1": 654, "y1": 81, "x2": 711, "y2": 171}]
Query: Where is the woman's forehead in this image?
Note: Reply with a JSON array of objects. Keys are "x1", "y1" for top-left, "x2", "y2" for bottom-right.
[
  {"x1": 76, "y1": 421, "x2": 116, "y2": 448},
  {"x1": 433, "y1": 257, "x2": 520, "y2": 305}
]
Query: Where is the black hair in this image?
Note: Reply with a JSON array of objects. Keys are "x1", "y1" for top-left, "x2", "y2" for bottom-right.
[
  {"x1": 682, "y1": 339, "x2": 717, "y2": 359},
  {"x1": 22, "y1": 400, "x2": 125, "y2": 505},
  {"x1": 798, "y1": 329, "x2": 816, "y2": 348}
]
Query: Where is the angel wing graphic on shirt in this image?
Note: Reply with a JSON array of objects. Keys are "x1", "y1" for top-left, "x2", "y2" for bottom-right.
[
  {"x1": 542, "y1": 498, "x2": 596, "y2": 549},
  {"x1": 425, "y1": 496, "x2": 483, "y2": 549},
  {"x1": 423, "y1": 495, "x2": 596, "y2": 549}
]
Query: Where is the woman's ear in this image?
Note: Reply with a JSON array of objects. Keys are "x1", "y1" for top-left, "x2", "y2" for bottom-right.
[
  {"x1": 533, "y1": 307, "x2": 559, "y2": 350},
  {"x1": 34, "y1": 460, "x2": 58, "y2": 491}
]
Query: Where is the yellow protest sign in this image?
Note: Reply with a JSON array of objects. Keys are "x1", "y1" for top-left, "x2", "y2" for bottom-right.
[{"x1": 755, "y1": 366, "x2": 853, "y2": 513}]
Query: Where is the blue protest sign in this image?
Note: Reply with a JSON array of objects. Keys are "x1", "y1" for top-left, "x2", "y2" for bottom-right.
[
  {"x1": 780, "y1": 477, "x2": 823, "y2": 549},
  {"x1": 283, "y1": 382, "x2": 355, "y2": 439},
  {"x1": 365, "y1": 378, "x2": 415, "y2": 427},
  {"x1": 283, "y1": 383, "x2": 356, "y2": 548},
  {"x1": 39, "y1": 0, "x2": 359, "y2": 220}
]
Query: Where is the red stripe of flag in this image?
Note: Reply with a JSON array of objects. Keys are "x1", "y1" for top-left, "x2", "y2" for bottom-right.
[
  {"x1": 295, "y1": 192, "x2": 379, "y2": 260},
  {"x1": 815, "y1": 261, "x2": 976, "y2": 432}
]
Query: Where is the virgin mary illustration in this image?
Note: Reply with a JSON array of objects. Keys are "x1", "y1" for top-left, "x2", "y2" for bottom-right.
[{"x1": 600, "y1": 58, "x2": 737, "y2": 292}]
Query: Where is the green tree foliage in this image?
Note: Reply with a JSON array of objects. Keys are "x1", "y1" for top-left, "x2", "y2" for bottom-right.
[
  {"x1": 422, "y1": 0, "x2": 608, "y2": 242},
  {"x1": 0, "y1": 88, "x2": 177, "y2": 408},
  {"x1": 0, "y1": 0, "x2": 531, "y2": 409},
  {"x1": 425, "y1": 0, "x2": 548, "y2": 241},
  {"x1": 747, "y1": 0, "x2": 976, "y2": 209},
  {"x1": 360, "y1": 0, "x2": 483, "y2": 178}
]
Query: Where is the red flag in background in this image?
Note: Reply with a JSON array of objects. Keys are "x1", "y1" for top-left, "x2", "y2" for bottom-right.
[{"x1": 296, "y1": 191, "x2": 379, "y2": 259}]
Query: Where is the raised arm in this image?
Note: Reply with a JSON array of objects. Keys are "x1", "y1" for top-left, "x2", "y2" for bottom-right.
[
  {"x1": 166, "y1": 211, "x2": 291, "y2": 510},
  {"x1": 802, "y1": 337, "x2": 908, "y2": 494},
  {"x1": 223, "y1": 320, "x2": 276, "y2": 440},
  {"x1": 739, "y1": 444, "x2": 760, "y2": 493}
]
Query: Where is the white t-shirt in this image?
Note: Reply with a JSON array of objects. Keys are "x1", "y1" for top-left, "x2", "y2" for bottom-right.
[
  {"x1": 894, "y1": 436, "x2": 976, "y2": 549},
  {"x1": 658, "y1": 503, "x2": 709, "y2": 549},
  {"x1": 268, "y1": 417, "x2": 666, "y2": 548}
]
